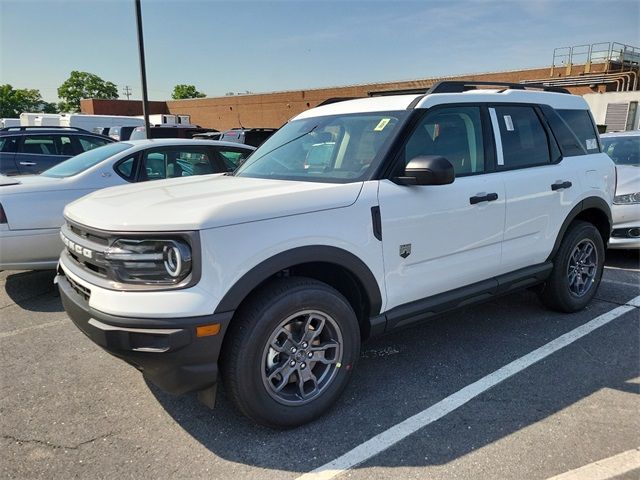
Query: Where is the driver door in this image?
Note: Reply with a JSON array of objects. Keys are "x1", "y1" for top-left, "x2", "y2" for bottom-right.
[{"x1": 378, "y1": 105, "x2": 505, "y2": 314}]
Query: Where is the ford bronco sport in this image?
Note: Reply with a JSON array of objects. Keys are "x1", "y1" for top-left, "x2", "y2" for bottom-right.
[{"x1": 57, "y1": 81, "x2": 614, "y2": 428}]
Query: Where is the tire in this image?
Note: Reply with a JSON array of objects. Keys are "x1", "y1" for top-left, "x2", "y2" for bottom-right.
[
  {"x1": 538, "y1": 220, "x2": 605, "y2": 313},
  {"x1": 220, "y1": 276, "x2": 360, "y2": 428}
]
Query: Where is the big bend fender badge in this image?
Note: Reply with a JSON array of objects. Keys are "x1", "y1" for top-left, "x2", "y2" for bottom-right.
[{"x1": 399, "y1": 244, "x2": 411, "y2": 259}]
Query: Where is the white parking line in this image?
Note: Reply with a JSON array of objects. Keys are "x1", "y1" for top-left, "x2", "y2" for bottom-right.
[
  {"x1": 546, "y1": 447, "x2": 640, "y2": 480},
  {"x1": 296, "y1": 295, "x2": 640, "y2": 480},
  {"x1": 604, "y1": 265, "x2": 640, "y2": 272},
  {"x1": 0, "y1": 320, "x2": 67, "y2": 339}
]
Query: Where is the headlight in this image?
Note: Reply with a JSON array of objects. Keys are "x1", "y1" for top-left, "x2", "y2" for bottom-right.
[
  {"x1": 613, "y1": 192, "x2": 640, "y2": 205},
  {"x1": 104, "y1": 238, "x2": 192, "y2": 285}
]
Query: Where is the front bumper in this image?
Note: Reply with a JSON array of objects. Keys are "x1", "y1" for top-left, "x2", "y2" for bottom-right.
[{"x1": 57, "y1": 273, "x2": 233, "y2": 395}]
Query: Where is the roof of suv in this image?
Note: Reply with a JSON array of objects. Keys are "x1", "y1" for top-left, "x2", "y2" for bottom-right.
[
  {"x1": 0, "y1": 126, "x2": 109, "y2": 137},
  {"x1": 294, "y1": 84, "x2": 588, "y2": 121}
]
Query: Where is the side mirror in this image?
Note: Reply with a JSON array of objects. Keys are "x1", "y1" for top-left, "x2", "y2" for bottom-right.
[{"x1": 393, "y1": 155, "x2": 455, "y2": 186}]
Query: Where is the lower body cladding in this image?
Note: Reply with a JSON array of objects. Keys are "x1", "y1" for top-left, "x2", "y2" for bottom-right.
[{"x1": 57, "y1": 272, "x2": 233, "y2": 396}]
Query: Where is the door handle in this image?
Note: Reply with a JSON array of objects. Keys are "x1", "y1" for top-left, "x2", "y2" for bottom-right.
[
  {"x1": 19, "y1": 161, "x2": 37, "y2": 166},
  {"x1": 551, "y1": 181, "x2": 572, "y2": 191},
  {"x1": 469, "y1": 192, "x2": 498, "y2": 205}
]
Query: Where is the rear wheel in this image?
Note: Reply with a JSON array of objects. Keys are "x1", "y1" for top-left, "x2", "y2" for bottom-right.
[
  {"x1": 221, "y1": 277, "x2": 360, "y2": 428},
  {"x1": 538, "y1": 221, "x2": 605, "y2": 312}
]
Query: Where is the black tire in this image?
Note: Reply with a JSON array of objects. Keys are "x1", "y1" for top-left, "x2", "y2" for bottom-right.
[
  {"x1": 220, "y1": 276, "x2": 360, "y2": 428},
  {"x1": 538, "y1": 220, "x2": 605, "y2": 313}
]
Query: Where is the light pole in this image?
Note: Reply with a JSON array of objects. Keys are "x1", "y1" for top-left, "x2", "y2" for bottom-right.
[{"x1": 135, "y1": 0, "x2": 151, "y2": 138}]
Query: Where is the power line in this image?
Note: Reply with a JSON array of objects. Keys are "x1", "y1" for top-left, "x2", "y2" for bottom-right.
[{"x1": 123, "y1": 85, "x2": 132, "y2": 100}]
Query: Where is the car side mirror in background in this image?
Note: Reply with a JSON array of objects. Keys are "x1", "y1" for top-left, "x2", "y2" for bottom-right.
[{"x1": 393, "y1": 155, "x2": 455, "y2": 186}]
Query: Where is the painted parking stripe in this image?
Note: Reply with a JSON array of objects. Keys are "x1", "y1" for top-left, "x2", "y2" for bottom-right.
[
  {"x1": 604, "y1": 265, "x2": 640, "y2": 273},
  {"x1": 296, "y1": 295, "x2": 640, "y2": 480},
  {"x1": 546, "y1": 447, "x2": 640, "y2": 480}
]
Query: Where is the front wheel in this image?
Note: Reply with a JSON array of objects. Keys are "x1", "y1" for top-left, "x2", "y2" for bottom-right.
[
  {"x1": 221, "y1": 277, "x2": 360, "y2": 428},
  {"x1": 538, "y1": 220, "x2": 605, "y2": 312}
]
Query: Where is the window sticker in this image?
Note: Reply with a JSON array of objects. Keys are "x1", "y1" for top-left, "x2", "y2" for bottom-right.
[
  {"x1": 585, "y1": 138, "x2": 598, "y2": 150},
  {"x1": 503, "y1": 115, "x2": 515, "y2": 131},
  {"x1": 374, "y1": 118, "x2": 390, "y2": 131}
]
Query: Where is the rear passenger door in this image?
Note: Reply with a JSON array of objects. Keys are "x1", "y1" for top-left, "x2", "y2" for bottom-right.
[{"x1": 491, "y1": 105, "x2": 581, "y2": 273}]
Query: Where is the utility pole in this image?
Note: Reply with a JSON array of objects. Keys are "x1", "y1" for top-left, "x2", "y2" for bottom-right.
[
  {"x1": 123, "y1": 85, "x2": 132, "y2": 100},
  {"x1": 134, "y1": 0, "x2": 151, "y2": 138}
]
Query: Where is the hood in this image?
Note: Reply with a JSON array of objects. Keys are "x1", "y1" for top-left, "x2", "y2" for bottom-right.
[
  {"x1": 615, "y1": 165, "x2": 640, "y2": 196},
  {"x1": 64, "y1": 175, "x2": 364, "y2": 231}
]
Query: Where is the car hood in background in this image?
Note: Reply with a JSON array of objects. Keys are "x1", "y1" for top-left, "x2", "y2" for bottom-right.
[
  {"x1": 615, "y1": 165, "x2": 640, "y2": 196},
  {"x1": 64, "y1": 175, "x2": 364, "y2": 231}
]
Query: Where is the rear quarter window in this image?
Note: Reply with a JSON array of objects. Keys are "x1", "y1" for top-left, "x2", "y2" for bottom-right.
[{"x1": 556, "y1": 109, "x2": 600, "y2": 154}]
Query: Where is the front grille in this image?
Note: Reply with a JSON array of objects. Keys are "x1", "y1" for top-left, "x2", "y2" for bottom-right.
[
  {"x1": 69, "y1": 223, "x2": 109, "y2": 246},
  {"x1": 67, "y1": 275, "x2": 91, "y2": 301}
]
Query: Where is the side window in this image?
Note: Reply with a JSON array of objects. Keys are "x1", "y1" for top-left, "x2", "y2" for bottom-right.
[
  {"x1": 494, "y1": 106, "x2": 550, "y2": 169},
  {"x1": 140, "y1": 147, "x2": 215, "y2": 181},
  {"x1": 556, "y1": 109, "x2": 600, "y2": 154},
  {"x1": 217, "y1": 148, "x2": 251, "y2": 170},
  {"x1": 21, "y1": 135, "x2": 59, "y2": 155},
  {"x1": 59, "y1": 136, "x2": 75, "y2": 156},
  {"x1": 0, "y1": 137, "x2": 18, "y2": 153},
  {"x1": 114, "y1": 155, "x2": 137, "y2": 181},
  {"x1": 404, "y1": 106, "x2": 485, "y2": 176},
  {"x1": 78, "y1": 136, "x2": 110, "y2": 152}
]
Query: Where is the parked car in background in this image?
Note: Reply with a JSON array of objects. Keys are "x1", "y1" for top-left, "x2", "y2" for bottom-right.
[
  {"x1": 130, "y1": 125, "x2": 217, "y2": 140},
  {"x1": 0, "y1": 139, "x2": 254, "y2": 270},
  {"x1": 108, "y1": 126, "x2": 137, "y2": 141},
  {"x1": 601, "y1": 130, "x2": 640, "y2": 248},
  {"x1": 192, "y1": 130, "x2": 222, "y2": 141},
  {"x1": 220, "y1": 128, "x2": 278, "y2": 147},
  {"x1": 0, "y1": 126, "x2": 114, "y2": 175}
]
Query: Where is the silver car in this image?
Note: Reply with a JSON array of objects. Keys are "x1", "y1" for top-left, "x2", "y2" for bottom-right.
[
  {"x1": 601, "y1": 131, "x2": 640, "y2": 249},
  {"x1": 0, "y1": 139, "x2": 254, "y2": 270}
]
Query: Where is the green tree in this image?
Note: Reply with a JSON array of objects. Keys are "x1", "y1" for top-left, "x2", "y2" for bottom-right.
[
  {"x1": 171, "y1": 84, "x2": 206, "y2": 99},
  {"x1": 57, "y1": 71, "x2": 118, "y2": 112},
  {"x1": 0, "y1": 84, "x2": 57, "y2": 117}
]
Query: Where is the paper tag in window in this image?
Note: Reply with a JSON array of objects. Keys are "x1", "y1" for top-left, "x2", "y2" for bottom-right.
[
  {"x1": 503, "y1": 115, "x2": 514, "y2": 131},
  {"x1": 586, "y1": 138, "x2": 597, "y2": 150},
  {"x1": 374, "y1": 118, "x2": 390, "y2": 131}
]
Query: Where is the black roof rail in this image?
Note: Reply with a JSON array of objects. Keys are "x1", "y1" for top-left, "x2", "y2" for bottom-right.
[
  {"x1": 0, "y1": 125, "x2": 92, "y2": 133},
  {"x1": 316, "y1": 97, "x2": 363, "y2": 106},
  {"x1": 371, "y1": 81, "x2": 571, "y2": 100},
  {"x1": 426, "y1": 81, "x2": 571, "y2": 95}
]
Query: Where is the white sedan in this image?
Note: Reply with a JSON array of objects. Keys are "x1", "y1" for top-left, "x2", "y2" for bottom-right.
[
  {"x1": 0, "y1": 139, "x2": 254, "y2": 270},
  {"x1": 601, "y1": 131, "x2": 640, "y2": 249}
]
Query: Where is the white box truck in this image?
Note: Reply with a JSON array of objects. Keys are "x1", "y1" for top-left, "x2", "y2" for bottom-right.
[
  {"x1": 20, "y1": 113, "x2": 61, "y2": 126},
  {"x1": 58, "y1": 114, "x2": 144, "y2": 133}
]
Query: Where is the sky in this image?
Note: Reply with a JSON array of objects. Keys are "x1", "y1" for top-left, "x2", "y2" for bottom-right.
[{"x1": 1, "y1": 0, "x2": 639, "y2": 102}]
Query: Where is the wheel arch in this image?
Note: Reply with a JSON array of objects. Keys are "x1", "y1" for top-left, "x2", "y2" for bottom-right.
[
  {"x1": 547, "y1": 196, "x2": 612, "y2": 261},
  {"x1": 214, "y1": 246, "x2": 383, "y2": 338}
]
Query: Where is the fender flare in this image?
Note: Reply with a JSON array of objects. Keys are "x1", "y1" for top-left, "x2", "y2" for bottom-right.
[
  {"x1": 214, "y1": 245, "x2": 383, "y2": 315},
  {"x1": 546, "y1": 196, "x2": 612, "y2": 261}
]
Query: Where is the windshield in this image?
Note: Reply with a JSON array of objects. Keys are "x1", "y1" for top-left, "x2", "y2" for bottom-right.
[
  {"x1": 235, "y1": 111, "x2": 407, "y2": 183},
  {"x1": 41, "y1": 142, "x2": 132, "y2": 177},
  {"x1": 602, "y1": 136, "x2": 640, "y2": 166}
]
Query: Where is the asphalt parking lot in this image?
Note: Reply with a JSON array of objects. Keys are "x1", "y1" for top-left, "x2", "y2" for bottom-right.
[{"x1": 1, "y1": 250, "x2": 638, "y2": 480}]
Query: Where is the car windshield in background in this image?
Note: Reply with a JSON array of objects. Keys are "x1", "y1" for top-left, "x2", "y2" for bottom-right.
[
  {"x1": 235, "y1": 112, "x2": 407, "y2": 183},
  {"x1": 41, "y1": 143, "x2": 132, "y2": 178},
  {"x1": 602, "y1": 136, "x2": 640, "y2": 166}
]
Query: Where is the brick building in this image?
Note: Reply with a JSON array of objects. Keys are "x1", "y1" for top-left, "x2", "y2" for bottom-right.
[{"x1": 80, "y1": 42, "x2": 639, "y2": 131}]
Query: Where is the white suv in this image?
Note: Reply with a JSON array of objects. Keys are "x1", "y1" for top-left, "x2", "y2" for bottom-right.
[{"x1": 57, "y1": 82, "x2": 615, "y2": 428}]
